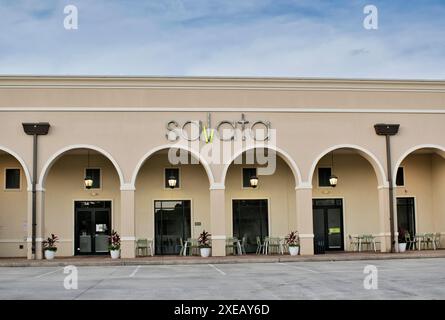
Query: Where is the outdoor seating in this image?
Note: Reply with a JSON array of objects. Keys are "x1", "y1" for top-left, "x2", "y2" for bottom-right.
[
  {"x1": 434, "y1": 232, "x2": 441, "y2": 249},
  {"x1": 348, "y1": 235, "x2": 359, "y2": 251},
  {"x1": 183, "y1": 238, "x2": 200, "y2": 256},
  {"x1": 424, "y1": 233, "x2": 435, "y2": 250},
  {"x1": 135, "y1": 238, "x2": 154, "y2": 257},
  {"x1": 226, "y1": 237, "x2": 242, "y2": 255},
  {"x1": 178, "y1": 238, "x2": 185, "y2": 256},
  {"x1": 264, "y1": 237, "x2": 280, "y2": 255},
  {"x1": 405, "y1": 233, "x2": 417, "y2": 250},
  {"x1": 256, "y1": 236, "x2": 264, "y2": 255},
  {"x1": 352, "y1": 234, "x2": 379, "y2": 252},
  {"x1": 240, "y1": 236, "x2": 247, "y2": 255}
]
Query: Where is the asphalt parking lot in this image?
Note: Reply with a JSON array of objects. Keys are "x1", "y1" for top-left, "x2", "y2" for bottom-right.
[{"x1": 0, "y1": 258, "x2": 444, "y2": 299}]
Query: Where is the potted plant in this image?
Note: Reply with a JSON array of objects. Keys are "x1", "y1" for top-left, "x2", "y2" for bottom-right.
[
  {"x1": 286, "y1": 231, "x2": 300, "y2": 256},
  {"x1": 42, "y1": 234, "x2": 59, "y2": 260},
  {"x1": 108, "y1": 230, "x2": 121, "y2": 259},
  {"x1": 198, "y1": 230, "x2": 211, "y2": 257},
  {"x1": 398, "y1": 228, "x2": 407, "y2": 253}
]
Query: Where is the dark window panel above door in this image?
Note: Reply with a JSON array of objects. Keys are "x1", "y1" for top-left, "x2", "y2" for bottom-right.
[
  {"x1": 165, "y1": 168, "x2": 180, "y2": 188},
  {"x1": 85, "y1": 168, "x2": 101, "y2": 189},
  {"x1": 318, "y1": 167, "x2": 332, "y2": 187},
  {"x1": 5, "y1": 168, "x2": 20, "y2": 189},
  {"x1": 396, "y1": 167, "x2": 405, "y2": 186},
  {"x1": 242, "y1": 168, "x2": 257, "y2": 188}
]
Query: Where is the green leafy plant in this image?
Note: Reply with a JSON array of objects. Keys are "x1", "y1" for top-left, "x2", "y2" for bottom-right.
[
  {"x1": 108, "y1": 230, "x2": 121, "y2": 251},
  {"x1": 43, "y1": 234, "x2": 59, "y2": 252},
  {"x1": 198, "y1": 230, "x2": 211, "y2": 248},
  {"x1": 285, "y1": 231, "x2": 300, "y2": 247},
  {"x1": 398, "y1": 227, "x2": 408, "y2": 243}
]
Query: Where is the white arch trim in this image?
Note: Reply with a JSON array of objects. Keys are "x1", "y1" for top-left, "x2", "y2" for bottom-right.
[
  {"x1": 38, "y1": 144, "x2": 125, "y2": 188},
  {"x1": 393, "y1": 144, "x2": 445, "y2": 184},
  {"x1": 308, "y1": 144, "x2": 388, "y2": 187},
  {"x1": 130, "y1": 144, "x2": 215, "y2": 189},
  {"x1": 220, "y1": 144, "x2": 302, "y2": 187},
  {"x1": 0, "y1": 145, "x2": 32, "y2": 191}
]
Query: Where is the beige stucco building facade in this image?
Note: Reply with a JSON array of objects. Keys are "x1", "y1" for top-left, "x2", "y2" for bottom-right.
[{"x1": 0, "y1": 76, "x2": 444, "y2": 259}]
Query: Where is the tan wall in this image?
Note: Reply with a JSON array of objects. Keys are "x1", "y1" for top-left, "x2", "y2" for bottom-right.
[
  {"x1": 396, "y1": 154, "x2": 434, "y2": 233},
  {"x1": 0, "y1": 154, "x2": 28, "y2": 257},
  {"x1": 312, "y1": 153, "x2": 380, "y2": 250},
  {"x1": 135, "y1": 154, "x2": 210, "y2": 240},
  {"x1": 45, "y1": 154, "x2": 121, "y2": 256},
  {"x1": 432, "y1": 154, "x2": 445, "y2": 247},
  {"x1": 1, "y1": 76, "x2": 445, "y2": 257},
  {"x1": 395, "y1": 153, "x2": 445, "y2": 245},
  {"x1": 225, "y1": 157, "x2": 296, "y2": 237}
]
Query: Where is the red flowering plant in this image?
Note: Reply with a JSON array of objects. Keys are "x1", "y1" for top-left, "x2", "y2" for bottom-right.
[
  {"x1": 42, "y1": 234, "x2": 59, "y2": 252},
  {"x1": 285, "y1": 231, "x2": 300, "y2": 247},
  {"x1": 108, "y1": 230, "x2": 121, "y2": 251},
  {"x1": 198, "y1": 230, "x2": 211, "y2": 248}
]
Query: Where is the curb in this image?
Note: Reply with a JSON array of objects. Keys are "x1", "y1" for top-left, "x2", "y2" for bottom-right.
[{"x1": 0, "y1": 252, "x2": 444, "y2": 267}]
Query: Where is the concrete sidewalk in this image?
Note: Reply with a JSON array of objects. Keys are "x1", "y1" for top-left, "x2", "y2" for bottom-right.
[{"x1": 1, "y1": 250, "x2": 445, "y2": 267}]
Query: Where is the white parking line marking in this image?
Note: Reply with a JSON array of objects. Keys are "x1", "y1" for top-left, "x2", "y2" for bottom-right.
[
  {"x1": 277, "y1": 262, "x2": 320, "y2": 273},
  {"x1": 129, "y1": 265, "x2": 141, "y2": 278},
  {"x1": 33, "y1": 268, "x2": 63, "y2": 279},
  {"x1": 208, "y1": 264, "x2": 226, "y2": 275}
]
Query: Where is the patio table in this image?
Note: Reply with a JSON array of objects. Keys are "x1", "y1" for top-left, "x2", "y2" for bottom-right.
[
  {"x1": 414, "y1": 234, "x2": 425, "y2": 251},
  {"x1": 183, "y1": 239, "x2": 200, "y2": 256},
  {"x1": 226, "y1": 238, "x2": 243, "y2": 255}
]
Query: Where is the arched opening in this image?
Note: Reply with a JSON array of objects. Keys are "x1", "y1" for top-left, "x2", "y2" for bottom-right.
[
  {"x1": 394, "y1": 146, "x2": 445, "y2": 249},
  {"x1": 310, "y1": 147, "x2": 384, "y2": 253},
  {"x1": 0, "y1": 148, "x2": 30, "y2": 257},
  {"x1": 133, "y1": 147, "x2": 211, "y2": 255},
  {"x1": 224, "y1": 147, "x2": 297, "y2": 254},
  {"x1": 44, "y1": 147, "x2": 122, "y2": 256}
]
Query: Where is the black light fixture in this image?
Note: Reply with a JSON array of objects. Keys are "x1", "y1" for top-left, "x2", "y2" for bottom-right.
[
  {"x1": 329, "y1": 151, "x2": 338, "y2": 187},
  {"x1": 249, "y1": 175, "x2": 259, "y2": 188},
  {"x1": 84, "y1": 150, "x2": 93, "y2": 189},
  {"x1": 22, "y1": 122, "x2": 50, "y2": 260},
  {"x1": 374, "y1": 123, "x2": 400, "y2": 253},
  {"x1": 168, "y1": 175, "x2": 177, "y2": 189}
]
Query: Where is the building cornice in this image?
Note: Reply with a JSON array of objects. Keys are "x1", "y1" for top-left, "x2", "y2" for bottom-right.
[{"x1": 0, "y1": 75, "x2": 445, "y2": 92}]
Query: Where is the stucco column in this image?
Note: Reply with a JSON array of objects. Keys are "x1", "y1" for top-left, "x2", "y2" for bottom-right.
[
  {"x1": 210, "y1": 186, "x2": 226, "y2": 256},
  {"x1": 296, "y1": 185, "x2": 314, "y2": 255},
  {"x1": 27, "y1": 189, "x2": 45, "y2": 259},
  {"x1": 378, "y1": 186, "x2": 391, "y2": 252},
  {"x1": 120, "y1": 186, "x2": 136, "y2": 258}
]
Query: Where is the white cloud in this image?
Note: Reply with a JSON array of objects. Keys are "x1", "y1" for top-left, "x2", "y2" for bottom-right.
[{"x1": 0, "y1": 0, "x2": 444, "y2": 79}]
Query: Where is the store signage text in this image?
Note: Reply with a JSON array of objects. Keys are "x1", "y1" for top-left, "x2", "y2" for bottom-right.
[{"x1": 166, "y1": 113, "x2": 271, "y2": 142}]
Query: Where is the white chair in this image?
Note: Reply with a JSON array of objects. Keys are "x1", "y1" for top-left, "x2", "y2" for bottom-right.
[{"x1": 348, "y1": 235, "x2": 359, "y2": 252}]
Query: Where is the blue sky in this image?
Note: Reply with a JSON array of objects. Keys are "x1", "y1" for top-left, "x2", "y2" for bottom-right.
[{"x1": 0, "y1": 0, "x2": 444, "y2": 79}]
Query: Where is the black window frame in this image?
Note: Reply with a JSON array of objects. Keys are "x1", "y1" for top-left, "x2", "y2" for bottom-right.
[{"x1": 5, "y1": 168, "x2": 21, "y2": 190}]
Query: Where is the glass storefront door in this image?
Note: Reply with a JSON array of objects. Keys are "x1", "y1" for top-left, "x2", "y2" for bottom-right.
[
  {"x1": 397, "y1": 197, "x2": 416, "y2": 238},
  {"x1": 232, "y1": 199, "x2": 269, "y2": 253},
  {"x1": 75, "y1": 201, "x2": 111, "y2": 255},
  {"x1": 312, "y1": 199, "x2": 344, "y2": 252},
  {"x1": 154, "y1": 200, "x2": 191, "y2": 255}
]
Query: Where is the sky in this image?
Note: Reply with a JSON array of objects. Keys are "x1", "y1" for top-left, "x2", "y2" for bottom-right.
[{"x1": 0, "y1": 0, "x2": 444, "y2": 79}]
